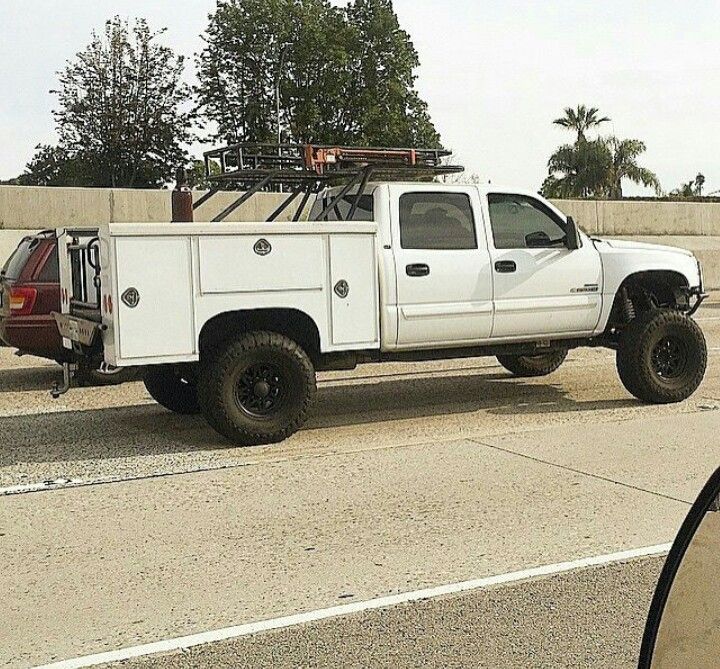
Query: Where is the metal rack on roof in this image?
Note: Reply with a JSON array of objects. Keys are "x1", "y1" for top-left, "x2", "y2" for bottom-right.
[{"x1": 192, "y1": 143, "x2": 464, "y2": 223}]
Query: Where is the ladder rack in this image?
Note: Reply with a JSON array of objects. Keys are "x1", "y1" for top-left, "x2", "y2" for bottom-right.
[{"x1": 192, "y1": 142, "x2": 464, "y2": 223}]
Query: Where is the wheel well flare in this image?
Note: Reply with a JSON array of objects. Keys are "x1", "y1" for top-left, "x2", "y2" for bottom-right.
[{"x1": 199, "y1": 309, "x2": 322, "y2": 363}]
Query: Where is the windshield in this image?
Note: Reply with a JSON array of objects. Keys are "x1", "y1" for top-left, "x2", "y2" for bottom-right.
[{"x1": 1, "y1": 237, "x2": 39, "y2": 281}]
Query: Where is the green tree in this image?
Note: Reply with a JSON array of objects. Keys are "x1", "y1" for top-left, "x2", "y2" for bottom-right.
[
  {"x1": 672, "y1": 181, "x2": 697, "y2": 197},
  {"x1": 671, "y1": 173, "x2": 707, "y2": 198},
  {"x1": 17, "y1": 145, "x2": 89, "y2": 187},
  {"x1": 542, "y1": 139, "x2": 612, "y2": 198},
  {"x1": 543, "y1": 106, "x2": 660, "y2": 199},
  {"x1": 189, "y1": 158, "x2": 222, "y2": 190},
  {"x1": 343, "y1": 0, "x2": 440, "y2": 146},
  {"x1": 196, "y1": 0, "x2": 441, "y2": 147},
  {"x1": 283, "y1": 0, "x2": 357, "y2": 143},
  {"x1": 21, "y1": 17, "x2": 192, "y2": 188},
  {"x1": 553, "y1": 105, "x2": 611, "y2": 143},
  {"x1": 542, "y1": 137, "x2": 661, "y2": 199},
  {"x1": 196, "y1": 0, "x2": 287, "y2": 144},
  {"x1": 605, "y1": 137, "x2": 661, "y2": 198}
]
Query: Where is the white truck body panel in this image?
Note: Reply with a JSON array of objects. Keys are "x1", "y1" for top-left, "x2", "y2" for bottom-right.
[{"x1": 95, "y1": 222, "x2": 379, "y2": 367}]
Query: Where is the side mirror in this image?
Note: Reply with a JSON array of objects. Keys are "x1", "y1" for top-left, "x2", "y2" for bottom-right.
[
  {"x1": 639, "y1": 466, "x2": 720, "y2": 669},
  {"x1": 565, "y1": 216, "x2": 580, "y2": 251},
  {"x1": 525, "y1": 231, "x2": 552, "y2": 248}
]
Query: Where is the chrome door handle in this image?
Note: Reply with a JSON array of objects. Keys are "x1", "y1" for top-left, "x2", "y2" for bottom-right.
[{"x1": 494, "y1": 260, "x2": 517, "y2": 273}]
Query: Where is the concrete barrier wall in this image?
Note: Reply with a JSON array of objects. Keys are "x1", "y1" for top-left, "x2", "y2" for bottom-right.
[
  {"x1": 0, "y1": 185, "x2": 289, "y2": 230},
  {"x1": 550, "y1": 199, "x2": 720, "y2": 237}
]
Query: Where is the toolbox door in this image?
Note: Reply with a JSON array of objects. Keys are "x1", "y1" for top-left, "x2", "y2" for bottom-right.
[
  {"x1": 115, "y1": 237, "x2": 195, "y2": 360},
  {"x1": 329, "y1": 234, "x2": 379, "y2": 347}
]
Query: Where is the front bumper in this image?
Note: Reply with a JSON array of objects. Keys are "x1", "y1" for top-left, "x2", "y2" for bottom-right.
[{"x1": 687, "y1": 285, "x2": 708, "y2": 317}]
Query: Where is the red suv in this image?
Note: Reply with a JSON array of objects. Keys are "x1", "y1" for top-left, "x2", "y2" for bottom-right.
[{"x1": 0, "y1": 231, "x2": 68, "y2": 362}]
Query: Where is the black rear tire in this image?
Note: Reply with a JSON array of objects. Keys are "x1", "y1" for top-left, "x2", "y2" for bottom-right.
[
  {"x1": 198, "y1": 331, "x2": 316, "y2": 446},
  {"x1": 497, "y1": 349, "x2": 568, "y2": 377},
  {"x1": 616, "y1": 309, "x2": 707, "y2": 404},
  {"x1": 144, "y1": 365, "x2": 200, "y2": 415}
]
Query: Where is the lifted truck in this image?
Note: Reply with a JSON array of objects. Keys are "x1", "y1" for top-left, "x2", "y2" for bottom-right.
[{"x1": 54, "y1": 143, "x2": 708, "y2": 445}]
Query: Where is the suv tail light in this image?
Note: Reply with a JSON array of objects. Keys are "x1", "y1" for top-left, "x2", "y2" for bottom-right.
[{"x1": 9, "y1": 287, "x2": 38, "y2": 315}]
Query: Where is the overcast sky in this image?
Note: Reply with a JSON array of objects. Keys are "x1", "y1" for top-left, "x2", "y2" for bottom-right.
[{"x1": 1, "y1": 1, "x2": 719, "y2": 195}]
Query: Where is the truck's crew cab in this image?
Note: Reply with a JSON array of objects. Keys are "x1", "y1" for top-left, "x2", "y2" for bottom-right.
[{"x1": 54, "y1": 144, "x2": 707, "y2": 445}]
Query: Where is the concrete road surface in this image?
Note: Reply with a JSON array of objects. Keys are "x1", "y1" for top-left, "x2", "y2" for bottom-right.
[
  {"x1": 122, "y1": 556, "x2": 665, "y2": 669},
  {"x1": 2, "y1": 309, "x2": 720, "y2": 667}
]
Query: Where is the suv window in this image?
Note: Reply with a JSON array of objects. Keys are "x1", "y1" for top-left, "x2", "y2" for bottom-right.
[
  {"x1": 400, "y1": 192, "x2": 477, "y2": 250},
  {"x1": 310, "y1": 194, "x2": 374, "y2": 221},
  {"x1": 488, "y1": 193, "x2": 567, "y2": 249},
  {"x1": 37, "y1": 246, "x2": 59, "y2": 282},
  {"x1": 1, "y1": 237, "x2": 39, "y2": 281}
]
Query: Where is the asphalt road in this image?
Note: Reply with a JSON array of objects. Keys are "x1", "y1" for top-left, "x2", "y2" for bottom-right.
[{"x1": 2, "y1": 307, "x2": 720, "y2": 668}]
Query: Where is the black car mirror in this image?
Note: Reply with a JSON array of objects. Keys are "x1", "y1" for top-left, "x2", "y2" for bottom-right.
[
  {"x1": 638, "y1": 466, "x2": 720, "y2": 669},
  {"x1": 525, "y1": 231, "x2": 552, "y2": 248}
]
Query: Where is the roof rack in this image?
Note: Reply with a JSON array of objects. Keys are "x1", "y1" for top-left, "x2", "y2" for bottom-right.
[{"x1": 192, "y1": 142, "x2": 464, "y2": 223}]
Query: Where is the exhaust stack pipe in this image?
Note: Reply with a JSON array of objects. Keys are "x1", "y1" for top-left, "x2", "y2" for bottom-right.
[{"x1": 171, "y1": 167, "x2": 193, "y2": 223}]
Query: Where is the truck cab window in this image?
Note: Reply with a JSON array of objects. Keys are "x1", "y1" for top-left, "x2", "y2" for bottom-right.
[
  {"x1": 399, "y1": 192, "x2": 477, "y2": 250},
  {"x1": 309, "y1": 194, "x2": 374, "y2": 221},
  {"x1": 488, "y1": 193, "x2": 567, "y2": 249}
]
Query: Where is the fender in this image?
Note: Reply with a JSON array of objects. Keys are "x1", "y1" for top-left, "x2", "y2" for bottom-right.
[{"x1": 593, "y1": 238, "x2": 703, "y2": 334}]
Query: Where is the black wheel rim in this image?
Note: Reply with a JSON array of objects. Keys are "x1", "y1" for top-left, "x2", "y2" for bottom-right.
[
  {"x1": 235, "y1": 363, "x2": 285, "y2": 417},
  {"x1": 651, "y1": 337, "x2": 688, "y2": 380}
]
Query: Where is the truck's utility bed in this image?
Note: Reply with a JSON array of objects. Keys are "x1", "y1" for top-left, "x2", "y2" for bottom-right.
[{"x1": 65, "y1": 221, "x2": 380, "y2": 368}]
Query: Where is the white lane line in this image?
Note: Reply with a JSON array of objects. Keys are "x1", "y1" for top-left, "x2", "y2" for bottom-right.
[{"x1": 37, "y1": 542, "x2": 671, "y2": 669}]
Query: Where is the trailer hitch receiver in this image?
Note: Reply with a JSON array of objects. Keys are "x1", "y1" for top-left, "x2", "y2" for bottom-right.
[{"x1": 51, "y1": 363, "x2": 75, "y2": 399}]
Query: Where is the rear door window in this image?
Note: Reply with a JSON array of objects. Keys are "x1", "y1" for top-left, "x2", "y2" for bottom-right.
[{"x1": 399, "y1": 192, "x2": 477, "y2": 250}]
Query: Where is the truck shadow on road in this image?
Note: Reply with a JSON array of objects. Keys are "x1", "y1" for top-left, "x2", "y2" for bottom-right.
[
  {"x1": 0, "y1": 370, "x2": 638, "y2": 466},
  {"x1": 0, "y1": 366, "x2": 60, "y2": 393},
  {"x1": 307, "y1": 371, "x2": 637, "y2": 428}
]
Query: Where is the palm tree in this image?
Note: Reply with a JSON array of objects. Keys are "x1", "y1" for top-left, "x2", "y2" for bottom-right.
[
  {"x1": 553, "y1": 105, "x2": 611, "y2": 142},
  {"x1": 604, "y1": 137, "x2": 662, "y2": 199},
  {"x1": 670, "y1": 174, "x2": 706, "y2": 198},
  {"x1": 671, "y1": 180, "x2": 697, "y2": 197},
  {"x1": 543, "y1": 139, "x2": 612, "y2": 198}
]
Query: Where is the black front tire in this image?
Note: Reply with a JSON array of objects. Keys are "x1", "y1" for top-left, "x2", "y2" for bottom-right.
[
  {"x1": 616, "y1": 309, "x2": 707, "y2": 404},
  {"x1": 198, "y1": 331, "x2": 317, "y2": 446},
  {"x1": 497, "y1": 349, "x2": 568, "y2": 377},
  {"x1": 144, "y1": 365, "x2": 200, "y2": 415}
]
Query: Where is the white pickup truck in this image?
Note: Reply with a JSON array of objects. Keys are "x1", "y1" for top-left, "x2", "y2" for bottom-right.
[{"x1": 54, "y1": 147, "x2": 707, "y2": 446}]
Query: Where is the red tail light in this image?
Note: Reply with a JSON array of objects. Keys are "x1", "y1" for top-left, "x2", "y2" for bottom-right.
[{"x1": 9, "y1": 287, "x2": 38, "y2": 315}]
